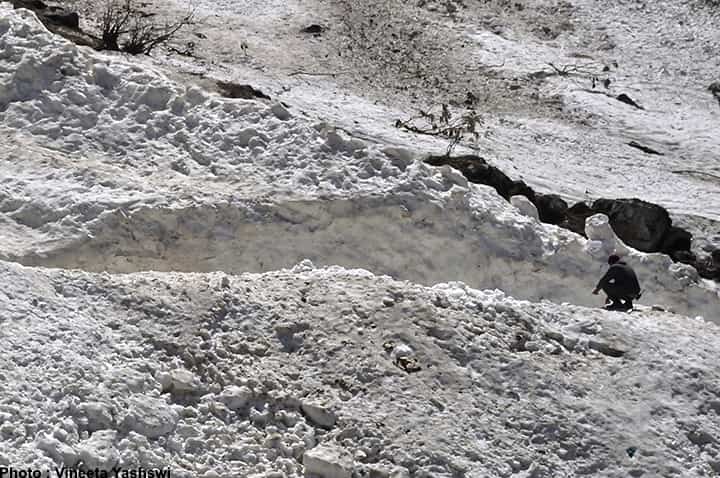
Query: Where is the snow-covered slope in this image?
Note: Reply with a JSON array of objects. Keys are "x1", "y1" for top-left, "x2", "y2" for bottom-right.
[
  {"x1": 138, "y1": 0, "x2": 720, "y2": 237},
  {"x1": 2, "y1": 260, "x2": 720, "y2": 477},
  {"x1": 0, "y1": 5, "x2": 718, "y2": 319},
  {"x1": 1, "y1": 4, "x2": 720, "y2": 478}
]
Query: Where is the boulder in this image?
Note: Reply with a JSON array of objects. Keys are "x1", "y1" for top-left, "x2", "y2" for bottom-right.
[
  {"x1": 672, "y1": 250, "x2": 697, "y2": 265},
  {"x1": 591, "y1": 198, "x2": 672, "y2": 252},
  {"x1": 660, "y1": 226, "x2": 692, "y2": 255},
  {"x1": 426, "y1": 155, "x2": 534, "y2": 201},
  {"x1": 534, "y1": 193, "x2": 568, "y2": 225}
]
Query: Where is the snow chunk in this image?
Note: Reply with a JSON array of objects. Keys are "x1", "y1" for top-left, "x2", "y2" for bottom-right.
[
  {"x1": 303, "y1": 444, "x2": 354, "y2": 478},
  {"x1": 292, "y1": 259, "x2": 316, "y2": 272},
  {"x1": 669, "y1": 262, "x2": 700, "y2": 285},
  {"x1": 300, "y1": 401, "x2": 337, "y2": 429},
  {"x1": 157, "y1": 368, "x2": 203, "y2": 394},
  {"x1": 271, "y1": 103, "x2": 291, "y2": 121},
  {"x1": 584, "y1": 213, "x2": 630, "y2": 257},
  {"x1": 79, "y1": 401, "x2": 115, "y2": 432},
  {"x1": 510, "y1": 195, "x2": 539, "y2": 220},
  {"x1": 122, "y1": 395, "x2": 179, "y2": 438},
  {"x1": 36, "y1": 434, "x2": 79, "y2": 467},
  {"x1": 76, "y1": 430, "x2": 120, "y2": 470},
  {"x1": 218, "y1": 385, "x2": 254, "y2": 411}
]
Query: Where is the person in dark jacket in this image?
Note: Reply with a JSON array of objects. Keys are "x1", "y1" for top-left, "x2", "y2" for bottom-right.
[{"x1": 593, "y1": 255, "x2": 641, "y2": 311}]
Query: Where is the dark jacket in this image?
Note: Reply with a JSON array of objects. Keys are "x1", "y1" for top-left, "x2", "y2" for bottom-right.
[{"x1": 596, "y1": 261, "x2": 641, "y2": 297}]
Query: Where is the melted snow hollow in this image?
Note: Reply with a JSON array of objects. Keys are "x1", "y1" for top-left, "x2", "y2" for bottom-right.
[{"x1": 0, "y1": 4, "x2": 720, "y2": 478}]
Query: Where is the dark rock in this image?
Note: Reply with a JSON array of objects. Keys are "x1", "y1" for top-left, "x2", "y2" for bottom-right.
[
  {"x1": 591, "y1": 198, "x2": 672, "y2": 252},
  {"x1": 301, "y1": 24, "x2": 324, "y2": 34},
  {"x1": 55, "y1": 12, "x2": 80, "y2": 29},
  {"x1": 44, "y1": 8, "x2": 80, "y2": 30},
  {"x1": 23, "y1": 0, "x2": 46, "y2": 8},
  {"x1": 672, "y1": 250, "x2": 696, "y2": 265},
  {"x1": 425, "y1": 155, "x2": 534, "y2": 201},
  {"x1": 561, "y1": 202, "x2": 595, "y2": 236},
  {"x1": 709, "y1": 82, "x2": 720, "y2": 105},
  {"x1": 534, "y1": 194, "x2": 568, "y2": 225},
  {"x1": 616, "y1": 93, "x2": 643, "y2": 109},
  {"x1": 695, "y1": 250, "x2": 720, "y2": 281},
  {"x1": 660, "y1": 226, "x2": 692, "y2": 255},
  {"x1": 627, "y1": 141, "x2": 663, "y2": 155},
  {"x1": 216, "y1": 81, "x2": 270, "y2": 100}
]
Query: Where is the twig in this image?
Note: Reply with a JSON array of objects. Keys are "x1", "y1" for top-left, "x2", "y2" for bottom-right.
[
  {"x1": 672, "y1": 170, "x2": 720, "y2": 181},
  {"x1": 288, "y1": 70, "x2": 351, "y2": 77}
]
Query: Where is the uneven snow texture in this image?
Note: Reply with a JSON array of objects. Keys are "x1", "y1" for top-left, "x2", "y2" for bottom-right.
[
  {"x1": 1, "y1": 261, "x2": 720, "y2": 477},
  {"x1": 0, "y1": 6, "x2": 717, "y2": 320}
]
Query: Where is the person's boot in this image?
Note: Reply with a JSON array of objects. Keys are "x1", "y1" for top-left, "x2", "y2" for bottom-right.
[{"x1": 605, "y1": 300, "x2": 623, "y2": 311}]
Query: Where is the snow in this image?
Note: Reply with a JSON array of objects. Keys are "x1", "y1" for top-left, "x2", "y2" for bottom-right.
[
  {"x1": 0, "y1": 2, "x2": 719, "y2": 477},
  {"x1": 130, "y1": 0, "x2": 720, "y2": 240},
  {"x1": 0, "y1": 4, "x2": 717, "y2": 318},
  {"x1": 1, "y1": 261, "x2": 720, "y2": 476}
]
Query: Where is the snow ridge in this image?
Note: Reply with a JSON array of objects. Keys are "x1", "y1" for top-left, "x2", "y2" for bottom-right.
[{"x1": 0, "y1": 5, "x2": 717, "y2": 319}]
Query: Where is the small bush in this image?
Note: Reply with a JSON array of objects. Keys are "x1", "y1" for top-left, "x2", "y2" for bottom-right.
[
  {"x1": 395, "y1": 104, "x2": 482, "y2": 156},
  {"x1": 99, "y1": 0, "x2": 194, "y2": 55}
]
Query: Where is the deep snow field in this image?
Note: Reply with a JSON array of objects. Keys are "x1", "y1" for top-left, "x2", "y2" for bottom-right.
[{"x1": 1, "y1": 0, "x2": 720, "y2": 477}]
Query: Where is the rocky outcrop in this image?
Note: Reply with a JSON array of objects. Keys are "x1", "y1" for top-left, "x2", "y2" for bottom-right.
[
  {"x1": 426, "y1": 154, "x2": 720, "y2": 281},
  {"x1": 426, "y1": 155, "x2": 534, "y2": 201},
  {"x1": 591, "y1": 198, "x2": 672, "y2": 252}
]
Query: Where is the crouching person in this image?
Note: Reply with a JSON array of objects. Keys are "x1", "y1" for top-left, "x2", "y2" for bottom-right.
[{"x1": 593, "y1": 254, "x2": 641, "y2": 311}]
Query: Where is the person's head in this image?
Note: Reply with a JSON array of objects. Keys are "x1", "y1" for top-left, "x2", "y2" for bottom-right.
[{"x1": 608, "y1": 254, "x2": 621, "y2": 265}]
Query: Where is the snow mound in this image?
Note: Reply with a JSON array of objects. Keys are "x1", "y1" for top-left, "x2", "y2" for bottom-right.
[
  {"x1": 0, "y1": 5, "x2": 717, "y2": 320},
  {"x1": 1, "y1": 261, "x2": 720, "y2": 476}
]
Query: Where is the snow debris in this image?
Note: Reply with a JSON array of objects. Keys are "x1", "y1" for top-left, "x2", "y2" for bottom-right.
[
  {"x1": 300, "y1": 402, "x2": 338, "y2": 430},
  {"x1": 122, "y1": 396, "x2": 180, "y2": 438},
  {"x1": 584, "y1": 213, "x2": 631, "y2": 258},
  {"x1": 510, "y1": 194, "x2": 539, "y2": 220},
  {"x1": 77, "y1": 430, "x2": 121, "y2": 470},
  {"x1": 303, "y1": 444, "x2": 353, "y2": 478},
  {"x1": 1, "y1": 260, "x2": 717, "y2": 476},
  {"x1": 0, "y1": 3, "x2": 719, "y2": 478}
]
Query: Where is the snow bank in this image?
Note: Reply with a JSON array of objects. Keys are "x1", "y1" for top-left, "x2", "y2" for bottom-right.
[
  {"x1": 1, "y1": 261, "x2": 719, "y2": 477},
  {"x1": 0, "y1": 5, "x2": 717, "y2": 320}
]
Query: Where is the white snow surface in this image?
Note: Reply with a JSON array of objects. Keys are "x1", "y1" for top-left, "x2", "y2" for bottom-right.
[
  {"x1": 1, "y1": 4, "x2": 720, "y2": 477},
  {"x1": 2, "y1": 261, "x2": 720, "y2": 477},
  {"x1": 0, "y1": 5, "x2": 717, "y2": 319},
  {"x1": 121, "y1": 0, "x2": 720, "y2": 237}
]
